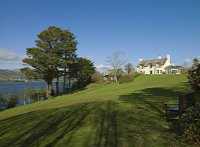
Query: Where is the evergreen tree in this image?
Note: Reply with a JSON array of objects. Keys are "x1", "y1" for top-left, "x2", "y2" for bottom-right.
[
  {"x1": 21, "y1": 26, "x2": 77, "y2": 98},
  {"x1": 70, "y1": 57, "x2": 95, "y2": 88}
]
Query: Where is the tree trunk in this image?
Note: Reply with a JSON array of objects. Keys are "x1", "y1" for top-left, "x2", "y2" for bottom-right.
[
  {"x1": 23, "y1": 88, "x2": 26, "y2": 105},
  {"x1": 63, "y1": 52, "x2": 67, "y2": 92},
  {"x1": 46, "y1": 82, "x2": 52, "y2": 98},
  {"x1": 63, "y1": 67, "x2": 67, "y2": 92},
  {"x1": 79, "y1": 76, "x2": 84, "y2": 88},
  {"x1": 114, "y1": 74, "x2": 118, "y2": 82},
  {"x1": 56, "y1": 76, "x2": 59, "y2": 95},
  {"x1": 68, "y1": 78, "x2": 71, "y2": 89}
]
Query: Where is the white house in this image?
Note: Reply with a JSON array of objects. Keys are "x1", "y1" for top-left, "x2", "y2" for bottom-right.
[{"x1": 136, "y1": 54, "x2": 181, "y2": 74}]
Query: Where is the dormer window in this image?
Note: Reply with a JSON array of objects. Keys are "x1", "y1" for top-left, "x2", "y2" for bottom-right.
[
  {"x1": 148, "y1": 64, "x2": 152, "y2": 68},
  {"x1": 156, "y1": 63, "x2": 160, "y2": 68}
]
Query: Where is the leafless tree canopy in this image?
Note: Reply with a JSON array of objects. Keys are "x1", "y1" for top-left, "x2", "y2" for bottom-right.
[{"x1": 106, "y1": 52, "x2": 127, "y2": 69}]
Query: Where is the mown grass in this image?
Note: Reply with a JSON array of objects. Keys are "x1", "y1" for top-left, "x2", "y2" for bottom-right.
[{"x1": 0, "y1": 74, "x2": 191, "y2": 146}]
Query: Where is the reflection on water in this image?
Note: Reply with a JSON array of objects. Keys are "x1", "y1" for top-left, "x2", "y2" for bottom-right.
[
  {"x1": 0, "y1": 82, "x2": 46, "y2": 95},
  {"x1": 0, "y1": 82, "x2": 64, "y2": 106}
]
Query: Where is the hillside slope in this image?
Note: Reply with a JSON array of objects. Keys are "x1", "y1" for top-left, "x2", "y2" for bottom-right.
[
  {"x1": 0, "y1": 69, "x2": 25, "y2": 81},
  {"x1": 0, "y1": 75, "x2": 191, "y2": 146}
]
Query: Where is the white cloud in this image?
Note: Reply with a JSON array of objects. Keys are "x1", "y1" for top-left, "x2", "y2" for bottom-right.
[
  {"x1": 95, "y1": 64, "x2": 112, "y2": 69},
  {"x1": 0, "y1": 48, "x2": 22, "y2": 63},
  {"x1": 182, "y1": 58, "x2": 192, "y2": 67},
  {"x1": 95, "y1": 64, "x2": 112, "y2": 72}
]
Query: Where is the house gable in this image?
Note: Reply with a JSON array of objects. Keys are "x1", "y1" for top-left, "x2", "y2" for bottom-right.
[
  {"x1": 136, "y1": 54, "x2": 175, "y2": 74},
  {"x1": 103, "y1": 68, "x2": 125, "y2": 80}
]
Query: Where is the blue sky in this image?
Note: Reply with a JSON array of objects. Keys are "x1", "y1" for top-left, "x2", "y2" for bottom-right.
[{"x1": 0, "y1": 0, "x2": 200, "y2": 70}]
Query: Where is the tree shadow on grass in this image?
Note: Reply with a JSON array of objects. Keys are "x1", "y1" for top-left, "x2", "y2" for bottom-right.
[
  {"x1": 83, "y1": 100, "x2": 173, "y2": 147},
  {"x1": 0, "y1": 101, "x2": 120, "y2": 147},
  {"x1": 93, "y1": 101, "x2": 118, "y2": 147},
  {"x1": 119, "y1": 87, "x2": 184, "y2": 114},
  {"x1": 0, "y1": 102, "x2": 102, "y2": 147},
  {"x1": 118, "y1": 87, "x2": 188, "y2": 138},
  {"x1": 0, "y1": 88, "x2": 186, "y2": 147}
]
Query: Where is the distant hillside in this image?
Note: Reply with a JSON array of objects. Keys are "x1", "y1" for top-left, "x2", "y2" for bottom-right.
[{"x1": 0, "y1": 69, "x2": 26, "y2": 81}]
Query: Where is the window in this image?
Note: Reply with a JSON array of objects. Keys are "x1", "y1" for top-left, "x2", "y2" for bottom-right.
[
  {"x1": 172, "y1": 69, "x2": 177, "y2": 74},
  {"x1": 160, "y1": 70, "x2": 162, "y2": 73},
  {"x1": 150, "y1": 65, "x2": 153, "y2": 68},
  {"x1": 156, "y1": 63, "x2": 160, "y2": 68},
  {"x1": 156, "y1": 70, "x2": 159, "y2": 74}
]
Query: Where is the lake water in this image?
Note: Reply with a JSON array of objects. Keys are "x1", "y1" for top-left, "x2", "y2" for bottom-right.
[
  {"x1": 0, "y1": 82, "x2": 65, "y2": 106},
  {"x1": 0, "y1": 82, "x2": 47, "y2": 95}
]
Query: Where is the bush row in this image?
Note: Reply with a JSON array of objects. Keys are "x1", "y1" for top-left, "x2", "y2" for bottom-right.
[{"x1": 118, "y1": 72, "x2": 143, "y2": 84}]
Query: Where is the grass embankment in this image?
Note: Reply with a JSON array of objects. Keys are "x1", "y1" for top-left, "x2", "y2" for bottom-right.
[{"x1": 0, "y1": 75, "x2": 191, "y2": 146}]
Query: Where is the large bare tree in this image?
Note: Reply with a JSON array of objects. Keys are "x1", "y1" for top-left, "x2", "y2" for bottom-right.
[{"x1": 106, "y1": 51, "x2": 127, "y2": 82}]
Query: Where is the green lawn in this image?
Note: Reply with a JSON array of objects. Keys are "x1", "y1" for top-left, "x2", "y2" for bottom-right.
[{"x1": 0, "y1": 75, "x2": 191, "y2": 146}]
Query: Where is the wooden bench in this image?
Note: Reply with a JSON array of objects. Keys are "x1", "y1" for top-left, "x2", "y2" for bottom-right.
[{"x1": 164, "y1": 93, "x2": 195, "y2": 120}]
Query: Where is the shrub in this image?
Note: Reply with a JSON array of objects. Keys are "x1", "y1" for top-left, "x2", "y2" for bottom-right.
[
  {"x1": 179, "y1": 106, "x2": 200, "y2": 145},
  {"x1": 0, "y1": 95, "x2": 8, "y2": 110},
  {"x1": 178, "y1": 59, "x2": 200, "y2": 145},
  {"x1": 132, "y1": 72, "x2": 143, "y2": 78},
  {"x1": 118, "y1": 72, "x2": 142, "y2": 84},
  {"x1": 118, "y1": 75, "x2": 133, "y2": 83},
  {"x1": 91, "y1": 71, "x2": 103, "y2": 83},
  {"x1": 181, "y1": 67, "x2": 191, "y2": 74},
  {"x1": 188, "y1": 66, "x2": 200, "y2": 93},
  {"x1": 31, "y1": 89, "x2": 46, "y2": 101},
  {"x1": 8, "y1": 94, "x2": 19, "y2": 108}
]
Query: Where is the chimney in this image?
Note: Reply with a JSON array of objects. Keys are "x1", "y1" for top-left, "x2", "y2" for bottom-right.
[
  {"x1": 158, "y1": 55, "x2": 161, "y2": 59},
  {"x1": 166, "y1": 54, "x2": 170, "y2": 60},
  {"x1": 139, "y1": 58, "x2": 143, "y2": 61}
]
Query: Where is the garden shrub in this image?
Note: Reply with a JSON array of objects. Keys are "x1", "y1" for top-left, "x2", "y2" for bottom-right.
[
  {"x1": 181, "y1": 67, "x2": 191, "y2": 74},
  {"x1": 31, "y1": 89, "x2": 46, "y2": 101},
  {"x1": 91, "y1": 71, "x2": 103, "y2": 83},
  {"x1": 8, "y1": 94, "x2": 19, "y2": 108},
  {"x1": 118, "y1": 72, "x2": 142, "y2": 84},
  {"x1": 178, "y1": 59, "x2": 200, "y2": 145},
  {"x1": 132, "y1": 72, "x2": 143, "y2": 78},
  {"x1": 0, "y1": 95, "x2": 8, "y2": 111},
  {"x1": 118, "y1": 75, "x2": 133, "y2": 83},
  {"x1": 179, "y1": 106, "x2": 200, "y2": 145}
]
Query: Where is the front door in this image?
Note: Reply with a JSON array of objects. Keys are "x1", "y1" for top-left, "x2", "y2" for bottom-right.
[{"x1": 150, "y1": 71, "x2": 153, "y2": 74}]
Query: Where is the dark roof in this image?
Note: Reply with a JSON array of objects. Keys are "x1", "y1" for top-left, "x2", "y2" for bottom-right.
[
  {"x1": 103, "y1": 69, "x2": 118, "y2": 76},
  {"x1": 137, "y1": 58, "x2": 167, "y2": 67},
  {"x1": 103, "y1": 68, "x2": 124, "y2": 76},
  {"x1": 165, "y1": 65, "x2": 182, "y2": 69}
]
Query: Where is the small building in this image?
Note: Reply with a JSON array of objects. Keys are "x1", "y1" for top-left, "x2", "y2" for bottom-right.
[
  {"x1": 103, "y1": 68, "x2": 125, "y2": 81},
  {"x1": 136, "y1": 54, "x2": 181, "y2": 74}
]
